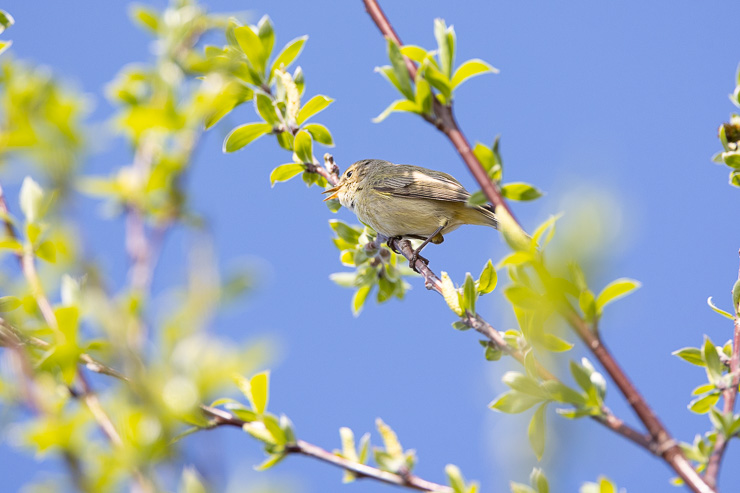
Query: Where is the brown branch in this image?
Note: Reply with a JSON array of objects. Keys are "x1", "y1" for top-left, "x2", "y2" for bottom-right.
[
  {"x1": 563, "y1": 310, "x2": 711, "y2": 493},
  {"x1": 200, "y1": 405, "x2": 453, "y2": 493},
  {"x1": 704, "y1": 252, "x2": 740, "y2": 489},
  {"x1": 361, "y1": 2, "x2": 712, "y2": 492}
]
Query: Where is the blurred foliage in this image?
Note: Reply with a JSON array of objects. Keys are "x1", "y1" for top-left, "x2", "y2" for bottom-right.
[{"x1": 714, "y1": 64, "x2": 740, "y2": 187}]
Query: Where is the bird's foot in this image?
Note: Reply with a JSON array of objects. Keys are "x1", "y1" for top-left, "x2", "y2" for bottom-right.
[
  {"x1": 386, "y1": 236, "x2": 403, "y2": 254},
  {"x1": 409, "y1": 250, "x2": 430, "y2": 272}
]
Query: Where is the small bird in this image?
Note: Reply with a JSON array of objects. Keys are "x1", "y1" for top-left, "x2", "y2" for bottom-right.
[{"x1": 323, "y1": 159, "x2": 497, "y2": 269}]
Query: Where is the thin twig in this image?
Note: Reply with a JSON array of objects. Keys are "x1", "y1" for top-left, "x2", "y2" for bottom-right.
[{"x1": 200, "y1": 405, "x2": 453, "y2": 493}]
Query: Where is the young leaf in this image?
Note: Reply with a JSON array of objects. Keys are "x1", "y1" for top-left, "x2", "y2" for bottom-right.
[
  {"x1": 302, "y1": 123, "x2": 334, "y2": 146},
  {"x1": 352, "y1": 285, "x2": 371, "y2": 316},
  {"x1": 445, "y1": 464, "x2": 466, "y2": 493},
  {"x1": 270, "y1": 35, "x2": 308, "y2": 79},
  {"x1": 672, "y1": 347, "x2": 704, "y2": 366},
  {"x1": 0, "y1": 296, "x2": 21, "y2": 312},
  {"x1": 254, "y1": 93, "x2": 280, "y2": 124},
  {"x1": 235, "y1": 26, "x2": 267, "y2": 74},
  {"x1": 463, "y1": 273, "x2": 477, "y2": 314},
  {"x1": 20, "y1": 176, "x2": 44, "y2": 223},
  {"x1": 223, "y1": 123, "x2": 272, "y2": 152},
  {"x1": 296, "y1": 95, "x2": 333, "y2": 125},
  {"x1": 269, "y1": 164, "x2": 305, "y2": 186},
  {"x1": 451, "y1": 59, "x2": 499, "y2": 88},
  {"x1": 434, "y1": 18, "x2": 454, "y2": 79},
  {"x1": 387, "y1": 38, "x2": 414, "y2": 100},
  {"x1": 688, "y1": 393, "x2": 719, "y2": 414},
  {"x1": 478, "y1": 260, "x2": 497, "y2": 294},
  {"x1": 400, "y1": 45, "x2": 428, "y2": 63},
  {"x1": 372, "y1": 99, "x2": 419, "y2": 123},
  {"x1": 490, "y1": 391, "x2": 543, "y2": 414},
  {"x1": 703, "y1": 337, "x2": 723, "y2": 384},
  {"x1": 595, "y1": 278, "x2": 641, "y2": 313},
  {"x1": 293, "y1": 130, "x2": 313, "y2": 163},
  {"x1": 528, "y1": 403, "x2": 547, "y2": 460},
  {"x1": 501, "y1": 182, "x2": 543, "y2": 201}
]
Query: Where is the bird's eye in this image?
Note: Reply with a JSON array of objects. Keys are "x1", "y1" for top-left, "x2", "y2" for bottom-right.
[{"x1": 346, "y1": 171, "x2": 353, "y2": 178}]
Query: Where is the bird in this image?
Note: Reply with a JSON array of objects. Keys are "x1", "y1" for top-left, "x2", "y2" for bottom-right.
[{"x1": 323, "y1": 159, "x2": 497, "y2": 269}]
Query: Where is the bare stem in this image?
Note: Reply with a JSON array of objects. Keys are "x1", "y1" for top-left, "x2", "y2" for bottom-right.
[{"x1": 200, "y1": 405, "x2": 452, "y2": 493}]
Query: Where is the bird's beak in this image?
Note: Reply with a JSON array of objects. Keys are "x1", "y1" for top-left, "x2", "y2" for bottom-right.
[{"x1": 322, "y1": 185, "x2": 340, "y2": 202}]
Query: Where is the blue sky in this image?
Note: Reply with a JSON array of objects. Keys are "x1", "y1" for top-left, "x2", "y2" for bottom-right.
[{"x1": 2, "y1": 1, "x2": 740, "y2": 492}]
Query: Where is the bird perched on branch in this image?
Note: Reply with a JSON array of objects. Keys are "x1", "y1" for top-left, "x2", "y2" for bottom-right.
[{"x1": 323, "y1": 159, "x2": 498, "y2": 269}]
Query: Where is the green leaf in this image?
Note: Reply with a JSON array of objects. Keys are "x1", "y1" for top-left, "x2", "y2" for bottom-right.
[
  {"x1": 502, "y1": 372, "x2": 547, "y2": 398},
  {"x1": 539, "y1": 333, "x2": 573, "y2": 352},
  {"x1": 528, "y1": 403, "x2": 547, "y2": 460},
  {"x1": 400, "y1": 45, "x2": 427, "y2": 63},
  {"x1": 20, "y1": 176, "x2": 44, "y2": 224},
  {"x1": 422, "y1": 62, "x2": 452, "y2": 102},
  {"x1": 510, "y1": 483, "x2": 537, "y2": 493},
  {"x1": 531, "y1": 214, "x2": 560, "y2": 250},
  {"x1": 595, "y1": 278, "x2": 641, "y2": 313},
  {"x1": 257, "y1": 15, "x2": 275, "y2": 57},
  {"x1": 270, "y1": 36, "x2": 308, "y2": 80},
  {"x1": 0, "y1": 238, "x2": 22, "y2": 252},
  {"x1": 0, "y1": 10, "x2": 14, "y2": 34},
  {"x1": 387, "y1": 38, "x2": 414, "y2": 100},
  {"x1": 530, "y1": 468, "x2": 549, "y2": 493},
  {"x1": 703, "y1": 337, "x2": 723, "y2": 384},
  {"x1": 293, "y1": 130, "x2": 313, "y2": 163},
  {"x1": 501, "y1": 182, "x2": 543, "y2": 201},
  {"x1": 466, "y1": 190, "x2": 487, "y2": 207},
  {"x1": 0, "y1": 296, "x2": 21, "y2": 312},
  {"x1": 415, "y1": 76, "x2": 432, "y2": 115},
  {"x1": 451, "y1": 59, "x2": 498, "y2": 88},
  {"x1": 578, "y1": 289, "x2": 597, "y2": 322},
  {"x1": 434, "y1": 19, "x2": 455, "y2": 79},
  {"x1": 688, "y1": 393, "x2": 719, "y2": 414},
  {"x1": 0, "y1": 41, "x2": 12, "y2": 56},
  {"x1": 478, "y1": 260, "x2": 497, "y2": 294},
  {"x1": 235, "y1": 26, "x2": 267, "y2": 74},
  {"x1": 352, "y1": 285, "x2": 371, "y2": 316},
  {"x1": 445, "y1": 464, "x2": 466, "y2": 493},
  {"x1": 490, "y1": 391, "x2": 543, "y2": 414},
  {"x1": 269, "y1": 164, "x2": 305, "y2": 186},
  {"x1": 463, "y1": 273, "x2": 477, "y2": 314},
  {"x1": 672, "y1": 347, "x2": 705, "y2": 366},
  {"x1": 249, "y1": 371, "x2": 269, "y2": 414},
  {"x1": 223, "y1": 123, "x2": 272, "y2": 152},
  {"x1": 35, "y1": 240, "x2": 56, "y2": 263},
  {"x1": 254, "y1": 453, "x2": 285, "y2": 471},
  {"x1": 329, "y1": 220, "x2": 361, "y2": 244},
  {"x1": 569, "y1": 361, "x2": 593, "y2": 393},
  {"x1": 504, "y1": 285, "x2": 542, "y2": 310},
  {"x1": 372, "y1": 99, "x2": 420, "y2": 123},
  {"x1": 541, "y1": 381, "x2": 586, "y2": 406},
  {"x1": 130, "y1": 5, "x2": 159, "y2": 33},
  {"x1": 733, "y1": 279, "x2": 740, "y2": 316},
  {"x1": 497, "y1": 206, "x2": 530, "y2": 251},
  {"x1": 254, "y1": 93, "x2": 279, "y2": 124},
  {"x1": 296, "y1": 95, "x2": 333, "y2": 125},
  {"x1": 302, "y1": 123, "x2": 334, "y2": 146}
]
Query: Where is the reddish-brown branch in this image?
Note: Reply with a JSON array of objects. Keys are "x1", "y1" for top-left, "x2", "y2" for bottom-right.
[
  {"x1": 361, "y1": 2, "x2": 711, "y2": 491},
  {"x1": 563, "y1": 310, "x2": 711, "y2": 493},
  {"x1": 200, "y1": 405, "x2": 453, "y2": 492}
]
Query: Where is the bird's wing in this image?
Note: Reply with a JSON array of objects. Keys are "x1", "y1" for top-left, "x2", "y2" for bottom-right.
[{"x1": 372, "y1": 166, "x2": 471, "y2": 203}]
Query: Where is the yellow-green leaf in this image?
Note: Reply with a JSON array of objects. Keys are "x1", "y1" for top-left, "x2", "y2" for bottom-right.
[
  {"x1": 270, "y1": 164, "x2": 305, "y2": 186},
  {"x1": 223, "y1": 123, "x2": 272, "y2": 153},
  {"x1": 595, "y1": 278, "x2": 641, "y2": 313},
  {"x1": 451, "y1": 59, "x2": 498, "y2": 88}
]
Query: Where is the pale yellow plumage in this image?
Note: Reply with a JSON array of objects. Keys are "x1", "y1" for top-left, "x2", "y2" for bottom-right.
[{"x1": 323, "y1": 159, "x2": 497, "y2": 268}]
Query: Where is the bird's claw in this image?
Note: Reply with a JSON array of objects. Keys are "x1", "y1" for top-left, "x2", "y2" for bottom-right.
[
  {"x1": 409, "y1": 250, "x2": 429, "y2": 272},
  {"x1": 386, "y1": 236, "x2": 403, "y2": 254}
]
